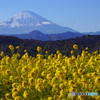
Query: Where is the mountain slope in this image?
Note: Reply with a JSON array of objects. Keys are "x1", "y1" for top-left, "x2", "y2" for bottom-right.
[
  {"x1": 0, "y1": 11, "x2": 77, "y2": 35},
  {"x1": 49, "y1": 32, "x2": 83, "y2": 41},
  {"x1": 14, "y1": 30, "x2": 49, "y2": 41},
  {"x1": 11, "y1": 30, "x2": 83, "y2": 41},
  {"x1": 1, "y1": 35, "x2": 100, "y2": 57}
]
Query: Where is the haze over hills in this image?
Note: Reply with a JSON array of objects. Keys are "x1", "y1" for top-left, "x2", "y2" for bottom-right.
[
  {"x1": 12, "y1": 30, "x2": 83, "y2": 41},
  {"x1": 0, "y1": 11, "x2": 77, "y2": 35},
  {"x1": 82, "y1": 31, "x2": 100, "y2": 35}
]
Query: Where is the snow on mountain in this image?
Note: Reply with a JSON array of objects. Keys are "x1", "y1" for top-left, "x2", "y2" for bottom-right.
[
  {"x1": 0, "y1": 11, "x2": 52, "y2": 27},
  {"x1": 0, "y1": 11, "x2": 77, "y2": 34}
]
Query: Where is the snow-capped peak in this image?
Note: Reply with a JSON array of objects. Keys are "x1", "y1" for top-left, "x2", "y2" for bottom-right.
[
  {"x1": 0, "y1": 11, "x2": 52, "y2": 28},
  {"x1": 0, "y1": 11, "x2": 77, "y2": 34}
]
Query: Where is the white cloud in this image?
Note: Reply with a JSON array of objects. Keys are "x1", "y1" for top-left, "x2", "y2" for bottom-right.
[{"x1": 42, "y1": 21, "x2": 51, "y2": 25}]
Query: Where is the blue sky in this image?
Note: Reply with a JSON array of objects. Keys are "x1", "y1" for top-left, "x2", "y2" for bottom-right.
[{"x1": 0, "y1": 0, "x2": 100, "y2": 32}]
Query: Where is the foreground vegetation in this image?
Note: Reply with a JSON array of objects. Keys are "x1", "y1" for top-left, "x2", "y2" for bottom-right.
[{"x1": 0, "y1": 44, "x2": 100, "y2": 100}]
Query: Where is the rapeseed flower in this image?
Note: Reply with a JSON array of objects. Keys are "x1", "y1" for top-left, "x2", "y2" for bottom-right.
[
  {"x1": 86, "y1": 47, "x2": 88, "y2": 50},
  {"x1": 16, "y1": 46, "x2": 20, "y2": 49},
  {"x1": 29, "y1": 77, "x2": 35, "y2": 85},
  {"x1": 12, "y1": 88, "x2": 17, "y2": 93},
  {"x1": 14, "y1": 96, "x2": 22, "y2": 100},
  {"x1": 22, "y1": 81, "x2": 28, "y2": 88},
  {"x1": 24, "y1": 50, "x2": 27, "y2": 52},
  {"x1": 46, "y1": 73, "x2": 52, "y2": 80},
  {"x1": 12, "y1": 83, "x2": 18, "y2": 88},
  {"x1": 1, "y1": 45, "x2": 100, "y2": 99},
  {"x1": 23, "y1": 90, "x2": 29, "y2": 99},
  {"x1": 5, "y1": 93, "x2": 11, "y2": 99},
  {"x1": 12, "y1": 92, "x2": 19, "y2": 98},
  {"x1": 48, "y1": 97, "x2": 53, "y2": 100},
  {"x1": 0, "y1": 51, "x2": 4, "y2": 57},
  {"x1": 45, "y1": 51, "x2": 48, "y2": 54},
  {"x1": 59, "y1": 83, "x2": 65, "y2": 90},
  {"x1": 9, "y1": 45, "x2": 14, "y2": 53},
  {"x1": 95, "y1": 77, "x2": 100, "y2": 84},
  {"x1": 6, "y1": 69, "x2": 11, "y2": 76},
  {"x1": 56, "y1": 50, "x2": 60, "y2": 54},
  {"x1": 17, "y1": 85, "x2": 24, "y2": 91},
  {"x1": 37, "y1": 46, "x2": 42, "y2": 52},
  {"x1": 73, "y1": 44, "x2": 78, "y2": 49},
  {"x1": 71, "y1": 50, "x2": 74, "y2": 55},
  {"x1": 37, "y1": 78, "x2": 43, "y2": 84}
]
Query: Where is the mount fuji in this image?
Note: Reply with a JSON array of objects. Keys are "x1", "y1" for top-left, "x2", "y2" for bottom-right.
[{"x1": 0, "y1": 11, "x2": 77, "y2": 35}]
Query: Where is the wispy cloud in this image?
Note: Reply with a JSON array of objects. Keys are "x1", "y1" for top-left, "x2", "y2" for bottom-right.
[{"x1": 42, "y1": 21, "x2": 51, "y2": 25}]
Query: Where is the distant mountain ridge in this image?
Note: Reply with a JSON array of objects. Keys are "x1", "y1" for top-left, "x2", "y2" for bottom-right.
[
  {"x1": 0, "y1": 11, "x2": 77, "y2": 35},
  {"x1": 7, "y1": 30, "x2": 83, "y2": 41},
  {"x1": 82, "y1": 31, "x2": 100, "y2": 35}
]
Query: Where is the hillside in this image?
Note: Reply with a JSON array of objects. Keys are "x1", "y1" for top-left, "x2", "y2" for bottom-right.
[
  {"x1": 8, "y1": 30, "x2": 83, "y2": 41},
  {"x1": 0, "y1": 35, "x2": 100, "y2": 57}
]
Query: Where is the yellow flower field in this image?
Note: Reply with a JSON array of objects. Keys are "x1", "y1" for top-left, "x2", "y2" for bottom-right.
[{"x1": 0, "y1": 44, "x2": 100, "y2": 100}]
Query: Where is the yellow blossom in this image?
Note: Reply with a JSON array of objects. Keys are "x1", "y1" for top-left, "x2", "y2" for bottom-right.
[
  {"x1": 16, "y1": 46, "x2": 20, "y2": 49},
  {"x1": 29, "y1": 77, "x2": 35, "y2": 85},
  {"x1": 5, "y1": 93, "x2": 11, "y2": 99},
  {"x1": 71, "y1": 50, "x2": 74, "y2": 55},
  {"x1": 12, "y1": 92, "x2": 19, "y2": 98},
  {"x1": 14, "y1": 96, "x2": 22, "y2": 100},
  {"x1": 37, "y1": 46, "x2": 42, "y2": 52},
  {"x1": 23, "y1": 90, "x2": 29, "y2": 99},
  {"x1": 73, "y1": 44, "x2": 78, "y2": 49}
]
